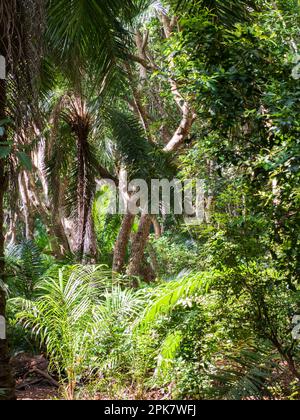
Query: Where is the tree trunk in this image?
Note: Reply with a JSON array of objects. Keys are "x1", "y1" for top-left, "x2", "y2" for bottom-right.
[
  {"x1": 51, "y1": 212, "x2": 71, "y2": 257},
  {"x1": 151, "y1": 216, "x2": 162, "y2": 239},
  {"x1": 140, "y1": 255, "x2": 156, "y2": 284},
  {"x1": 50, "y1": 181, "x2": 71, "y2": 257},
  {"x1": 18, "y1": 172, "x2": 35, "y2": 240},
  {"x1": 83, "y1": 207, "x2": 98, "y2": 263},
  {"x1": 127, "y1": 214, "x2": 152, "y2": 278},
  {"x1": 113, "y1": 214, "x2": 135, "y2": 273},
  {"x1": 5, "y1": 210, "x2": 17, "y2": 245},
  {"x1": 0, "y1": 76, "x2": 15, "y2": 400},
  {"x1": 74, "y1": 120, "x2": 92, "y2": 261}
]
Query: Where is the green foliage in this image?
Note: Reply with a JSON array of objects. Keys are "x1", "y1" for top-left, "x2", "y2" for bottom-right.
[
  {"x1": 150, "y1": 234, "x2": 200, "y2": 279},
  {"x1": 132, "y1": 263, "x2": 300, "y2": 399},
  {"x1": 46, "y1": 0, "x2": 138, "y2": 87},
  {"x1": 211, "y1": 344, "x2": 279, "y2": 400},
  {"x1": 9, "y1": 260, "x2": 300, "y2": 399},
  {"x1": 93, "y1": 187, "x2": 122, "y2": 265},
  {"x1": 174, "y1": 1, "x2": 259, "y2": 27}
]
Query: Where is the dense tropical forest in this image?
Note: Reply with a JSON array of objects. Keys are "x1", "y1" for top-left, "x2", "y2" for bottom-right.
[{"x1": 0, "y1": 0, "x2": 300, "y2": 401}]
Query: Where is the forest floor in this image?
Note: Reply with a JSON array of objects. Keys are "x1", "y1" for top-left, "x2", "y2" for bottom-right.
[
  {"x1": 13, "y1": 353, "x2": 298, "y2": 400},
  {"x1": 16, "y1": 388, "x2": 165, "y2": 401},
  {"x1": 12, "y1": 353, "x2": 169, "y2": 400},
  {"x1": 16, "y1": 384, "x2": 167, "y2": 400},
  {"x1": 16, "y1": 386, "x2": 58, "y2": 400}
]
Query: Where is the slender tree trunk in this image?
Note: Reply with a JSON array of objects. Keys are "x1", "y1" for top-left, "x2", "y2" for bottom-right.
[
  {"x1": 127, "y1": 214, "x2": 152, "y2": 278},
  {"x1": 83, "y1": 206, "x2": 98, "y2": 263},
  {"x1": 74, "y1": 122, "x2": 92, "y2": 261},
  {"x1": 5, "y1": 161, "x2": 19, "y2": 245},
  {"x1": 18, "y1": 172, "x2": 35, "y2": 240},
  {"x1": 140, "y1": 255, "x2": 156, "y2": 284},
  {"x1": 113, "y1": 213, "x2": 135, "y2": 273},
  {"x1": 147, "y1": 242, "x2": 159, "y2": 274},
  {"x1": 51, "y1": 213, "x2": 71, "y2": 257},
  {"x1": 151, "y1": 216, "x2": 162, "y2": 239},
  {"x1": 51, "y1": 182, "x2": 71, "y2": 257},
  {"x1": 33, "y1": 134, "x2": 71, "y2": 257},
  {"x1": 5, "y1": 210, "x2": 17, "y2": 245},
  {"x1": 33, "y1": 136, "x2": 50, "y2": 207},
  {"x1": 0, "y1": 76, "x2": 15, "y2": 400}
]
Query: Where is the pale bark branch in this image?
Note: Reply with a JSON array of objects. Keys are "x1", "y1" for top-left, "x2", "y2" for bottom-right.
[{"x1": 160, "y1": 14, "x2": 197, "y2": 153}]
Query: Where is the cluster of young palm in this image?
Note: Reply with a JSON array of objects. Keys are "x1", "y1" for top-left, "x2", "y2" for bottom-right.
[{"x1": 11, "y1": 264, "x2": 147, "y2": 399}]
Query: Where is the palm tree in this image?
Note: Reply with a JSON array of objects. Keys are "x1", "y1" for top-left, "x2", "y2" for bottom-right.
[
  {"x1": 47, "y1": 89, "x2": 110, "y2": 261},
  {"x1": 14, "y1": 264, "x2": 146, "y2": 399}
]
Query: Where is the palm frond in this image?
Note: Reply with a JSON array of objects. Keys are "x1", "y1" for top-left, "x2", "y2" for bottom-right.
[
  {"x1": 211, "y1": 345, "x2": 280, "y2": 400},
  {"x1": 46, "y1": 0, "x2": 138, "y2": 86},
  {"x1": 140, "y1": 271, "x2": 215, "y2": 326},
  {"x1": 108, "y1": 110, "x2": 176, "y2": 181},
  {"x1": 174, "y1": 0, "x2": 259, "y2": 26},
  {"x1": 5, "y1": 240, "x2": 46, "y2": 299},
  {"x1": 155, "y1": 330, "x2": 183, "y2": 379}
]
